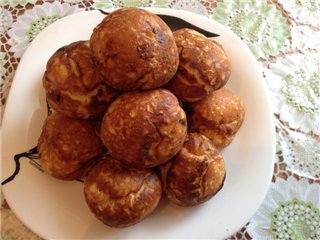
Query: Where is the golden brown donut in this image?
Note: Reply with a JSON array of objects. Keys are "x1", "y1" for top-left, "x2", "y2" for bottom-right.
[
  {"x1": 84, "y1": 157, "x2": 162, "y2": 228},
  {"x1": 90, "y1": 7, "x2": 179, "y2": 91},
  {"x1": 38, "y1": 112, "x2": 104, "y2": 180},
  {"x1": 160, "y1": 133, "x2": 226, "y2": 207},
  {"x1": 43, "y1": 40, "x2": 119, "y2": 119},
  {"x1": 100, "y1": 88, "x2": 187, "y2": 168},
  {"x1": 166, "y1": 28, "x2": 231, "y2": 102},
  {"x1": 189, "y1": 88, "x2": 245, "y2": 148}
]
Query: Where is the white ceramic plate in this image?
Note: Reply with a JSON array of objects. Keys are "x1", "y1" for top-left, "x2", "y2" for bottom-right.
[{"x1": 1, "y1": 8, "x2": 275, "y2": 240}]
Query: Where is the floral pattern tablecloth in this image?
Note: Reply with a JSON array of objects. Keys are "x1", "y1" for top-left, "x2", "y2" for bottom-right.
[{"x1": 1, "y1": 0, "x2": 319, "y2": 239}]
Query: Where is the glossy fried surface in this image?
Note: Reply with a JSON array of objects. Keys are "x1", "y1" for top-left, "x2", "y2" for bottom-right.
[
  {"x1": 166, "y1": 28, "x2": 231, "y2": 102},
  {"x1": 100, "y1": 88, "x2": 187, "y2": 168},
  {"x1": 84, "y1": 157, "x2": 162, "y2": 227},
  {"x1": 90, "y1": 7, "x2": 179, "y2": 91},
  {"x1": 38, "y1": 112, "x2": 104, "y2": 180},
  {"x1": 161, "y1": 133, "x2": 226, "y2": 207},
  {"x1": 43, "y1": 40, "x2": 118, "y2": 119},
  {"x1": 189, "y1": 88, "x2": 245, "y2": 148}
]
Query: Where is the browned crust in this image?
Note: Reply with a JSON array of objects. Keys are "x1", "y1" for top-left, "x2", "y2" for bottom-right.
[
  {"x1": 160, "y1": 133, "x2": 226, "y2": 207},
  {"x1": 189, "y1": 88, "x2": 245, "y2": 148},
  {"x1": 100, "y1": 88, "x2": 187, "y2": 168},
  {"x1": 43, "y1": 40, "x2": 119, "y2": 119},
  {"x1": 38, "y1": 112, "x2": 104, "y2": 180},
  {"x1": 84, "y1": 157, "x2": 162, "y2": 227},
  {"x1": 166, "y1": 28, "x2": 231, "y2": 102},
  {"x1": 90, "y1": 7, "x2": 179, "y2": 91}
]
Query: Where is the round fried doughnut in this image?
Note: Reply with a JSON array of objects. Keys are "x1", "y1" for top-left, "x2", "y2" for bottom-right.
[
  {"x1": 160, "y1": 133, "x2": 226, "y2": 207},
  {"x1": 38, "y1": 112, "x2": 104, "y2": 180},
  {"x1": 166, "y1": 28, "x2": 231, "y2": 102},
  {"x1": 43, "y1": 40, "x2": 119, "y2": 119},
  {"x1": 100, "y1": 88, "x2": 187, "y2": 168},
  {"x1": 84, "y1": 157, "x2": 162, "y2": 228},
  {"x1": 90, "y1": 7, "x2": 179, "y2": 91},
  {"x1": 189, "y1": 88, "x2": 245, "y2": 148}
]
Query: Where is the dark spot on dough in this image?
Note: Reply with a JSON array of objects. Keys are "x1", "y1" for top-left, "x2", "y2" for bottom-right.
[
  {"x1": 137, "y1": 45, "x2": 151, "y2": 60},
  {"x1": 97, "y1": 88, "x2": 104, "y2": 97},
  {"x1": 179, "y1": 118, "x2": 187, "y2": 126},
  {"x1": 47, "y1": 92, "x2": 61, "y2": 103}
]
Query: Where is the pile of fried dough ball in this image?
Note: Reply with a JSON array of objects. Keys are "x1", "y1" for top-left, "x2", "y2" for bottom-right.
[{"x1": 38, "y1": 7, "x2": 245, "y2": 228}]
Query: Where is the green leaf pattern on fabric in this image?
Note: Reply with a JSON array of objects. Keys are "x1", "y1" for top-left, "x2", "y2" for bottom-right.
[
  {"x1": 211, "y1": 0, "x2": 290, "y2": 59},
  {"x1": 270, "y1": 199, "x2": 320, "y2": 240},
  {"x1": 92, "y1": 0, "x2": 152, "y2": 9},
  {"x1": 0, "y1": 0, "x2": 36, "y2": 7},
  {"x1": 282, "y1": 70, "x2": 320, "y2": 114}
]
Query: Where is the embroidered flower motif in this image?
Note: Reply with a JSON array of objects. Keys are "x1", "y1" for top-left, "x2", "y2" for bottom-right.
[
  {"x1": 211, "y1": 0, "x2": 290, "y2": 59},
  {"x1": 281, "y1": 70, "x2": 319, "y2": 114},
  {"x1": 270, "y1": 199, "x2": 320, "y2": 240},
  {"x1": 153, "y1": 0, "x2": 171, "y2": 8},
  {"x1": 277, "y1": 128, "x2": 320, "y2": 179},
  {"x1": 278, "y1": 0, "x2": 320, "y2": 28},
  {"x1": 265, "y1": 53, "x2": 320, "y2": 135},
  {"x1": 92, "y1": 0, "x2": 151, "y2": 9},
  {"x1": 0, "y1": 8, "x2": 12, "y2": 35},
  {"x1": 8, "y1": 2, "x2": 83, "y2": 58},
  {"x1": 247, "y1": 176, "x2": 320, "y2": 240},
  {"x1": 0, "y1": 0, "x2": 36, "y2": 7},
  {"x1": 169, "y1": 0, "x2": 209, "y2": 16},
  {"x1": 92, "y1": 0, "x2": 112, "y2": 9}
]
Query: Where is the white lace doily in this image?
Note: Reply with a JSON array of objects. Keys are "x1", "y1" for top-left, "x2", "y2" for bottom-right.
[
  {"x1": 0, "y1": 0, "x2": 36, "y2": 8},
  {"x1": 278, "y1": 0, "x2": 320, "y2": 28},
  {"x1": 7, "y1": 2, "x2": 83, "y2": 58},
  {"x1": 276, "y1": 123, "x2": 320, "y2": 179},
  {"x1": 169, "y1": 0, "x2": 209, "y2": 16},
  {"x1": 0, "y1": 8, "x2": 12, "y2": 34},
  {"x1": 290, "y1": 22, "x2": 320, "y2": 51},
  {"x1": 1, "y1": 1, "x2": 319, "y2": 240},
  {"x1": 247, "y1": 176, "x2": 320, "y2": 240},
  {"x1": 211, "y1": 0, "x2": 290, "y2": 60},
  {"x1": 264, "y1": 53, "x2": 320, "y2": 135}
]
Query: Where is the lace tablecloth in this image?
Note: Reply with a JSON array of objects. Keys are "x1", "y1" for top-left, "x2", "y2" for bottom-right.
[{"x1": 1, "y1": 0, "x2": 319, "y2": 239}]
